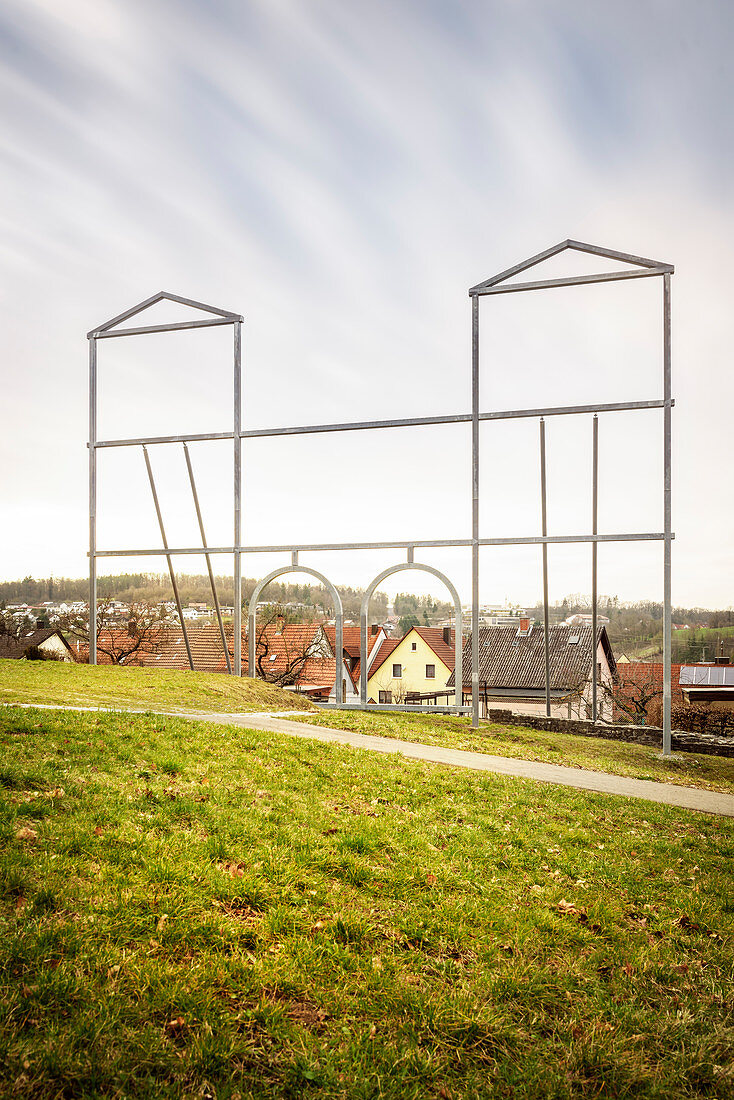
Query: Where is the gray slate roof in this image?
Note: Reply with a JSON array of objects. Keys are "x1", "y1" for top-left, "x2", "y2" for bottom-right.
[{"x1": 447, "y1": 624, "x2": 615, "y2": 691}]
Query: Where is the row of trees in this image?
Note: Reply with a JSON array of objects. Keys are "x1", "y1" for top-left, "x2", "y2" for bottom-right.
[{"x1": 0, "y1": 574, "x2": 389, "y2": 625}]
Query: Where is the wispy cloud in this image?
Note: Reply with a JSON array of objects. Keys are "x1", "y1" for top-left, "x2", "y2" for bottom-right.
[{"x1": 1, "y1": 0, "x2": 732, "y2": 606}]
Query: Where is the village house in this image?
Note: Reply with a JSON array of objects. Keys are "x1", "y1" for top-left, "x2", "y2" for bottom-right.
[
  {"x1": 366, "y1": 627, "x2": 457, "y2": 704},
  {"x1": 74, "y1": 621, "x2": 387, "y2": 702},
  {"x1": 0, "y1": 627, "x2": 75, "y2": 663},
  {"x1": 447, "y1": 619, "x2": 616, "y2": 720}
]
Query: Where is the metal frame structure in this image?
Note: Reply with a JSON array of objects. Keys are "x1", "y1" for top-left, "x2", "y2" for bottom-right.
[{"x1": 88, "y1": 240, "x2": 674, "y2": 754}]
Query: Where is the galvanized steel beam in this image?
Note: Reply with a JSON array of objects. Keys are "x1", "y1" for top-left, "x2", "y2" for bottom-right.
[
  {"x1": 234, "y1": 322, "x2": 242, "y2": 677},
  {"x1": 539, "y1": 419, "x2": 551, "y2": 718},
  {"x1": 663, "y1": 274, "x2": 673, "y2": 756},
  {"x1": 591, "y1": 416, "x2": 599, "y2": 723},
  {"x1": 95, "y1": 432, "x2": 235, "y2": 449},
  {"x1": 93, "y1": 531, "x2": 671, "y2": 558},
  {"x1": 473, "y1": 268, "x2": 665, "y2": 297},
  {"x1": 238, "y1": 399, "x2": 669, "y2": 441},
  {"x1": 93, "y1": 317, "x2": 236, "y2": 339},
  {"x1": 88, "y1": 337, "x2": 97, "y2": 665},
  {"x1": 471, "y1": 294, "x2": 480, "y2": 728}
]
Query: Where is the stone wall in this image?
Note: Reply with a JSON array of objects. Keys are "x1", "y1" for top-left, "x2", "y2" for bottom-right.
[{"x1": 486, "y1": 709, "x2": 734, "y2": 758}]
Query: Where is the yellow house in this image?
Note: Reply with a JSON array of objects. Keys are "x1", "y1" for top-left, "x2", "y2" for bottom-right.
[{"x1": 367, "y1": 627, "x2": 457, "y2": 703}]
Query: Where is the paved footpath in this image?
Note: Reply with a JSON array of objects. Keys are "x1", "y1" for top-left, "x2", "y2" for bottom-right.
[{"x1": 4, "y1": 702, "x2": 734, "y2": 817}]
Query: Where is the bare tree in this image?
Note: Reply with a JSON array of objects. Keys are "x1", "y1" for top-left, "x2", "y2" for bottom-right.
[
  {"x1": 252, "y1": 605, "x2": 324, "y2": 687},
  {"x1": 596, "y1": 666, "x2": 662, "y2": 725},
  {"x1": 0, "y1": 610, "x2": 33, "y2": 649},
  {"x1": 57, "y1": 599, "x2": 176, "y2": 665}
]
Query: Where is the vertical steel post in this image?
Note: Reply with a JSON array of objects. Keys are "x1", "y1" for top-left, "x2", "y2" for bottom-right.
[
  {"x1": 335, "y1": 607, "x2": 344, "y2": 705},
  {"x1": 471, "y1": 294, "x2": 480, "y2": 726},
  {"x1": 88, "y1": 337, "x2": 97, "y2": 665},
  {"x1": 234, "y1": 321, "x2": 242, "y2": 676},
  {"x1": 662, "y1": 274, "x2": 672, "y2": 756},
  {"x1": 360, "y1": 604, "x2": 368, "y2": 706},
  {"x1": 142, "y1": 446, "x2": 194, "y2": 670},
  {"x1": 182, "y1": 442, "x2": 232, "y2": 674},
  {"x1": 539, "y1": 418, "x2": 551, "y2": 717},
  {"x1": 591, "y1": 415, "x2": 598, "y2": 722}
]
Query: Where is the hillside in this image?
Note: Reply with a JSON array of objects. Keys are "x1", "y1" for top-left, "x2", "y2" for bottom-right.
[{"x1": 0, "y1": 660, "x2": 317, "y2": 714}]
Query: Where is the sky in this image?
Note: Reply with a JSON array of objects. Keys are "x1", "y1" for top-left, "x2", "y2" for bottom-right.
[{"x1": 0, "y1": 0, "x2": 732, "y2": 611}]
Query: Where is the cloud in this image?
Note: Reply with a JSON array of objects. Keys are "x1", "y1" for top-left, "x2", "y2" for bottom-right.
[{"x1": 0, "y1": 0, "x2": 732, "y2": 607}]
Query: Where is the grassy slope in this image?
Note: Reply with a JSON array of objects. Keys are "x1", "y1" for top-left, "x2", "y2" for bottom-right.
[
  {"x1": 0, "y1": 705, "x2": 732, "y2": 1099},
  {"x1": 295, "y1": 711, "x2": 734, "y2": 796},
  {"x1": 0, "y1": 659, "x2": 316, "y2": 714}
]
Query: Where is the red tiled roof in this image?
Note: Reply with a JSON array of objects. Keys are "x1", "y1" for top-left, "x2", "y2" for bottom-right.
[
  {"x1": 412, "y1": 627, "x2": 457, "y2": 672},
  {"x1": 76, "y1": 623, "x2": 339, "y2": 688},
  {"x1": 323, "y1": 626, "x2": 382, "y2": 659},
  {"x1": 613, "y1": 662, "x2": 685, "y2": 718},
  {"x1": 365, "y1": 638, "x2": 402, "y2": 678}
]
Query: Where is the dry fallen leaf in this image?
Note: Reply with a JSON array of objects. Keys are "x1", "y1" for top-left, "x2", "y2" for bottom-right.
[
  {"x1": 557, "y1": 899, "x2": 579, "y2": 916},
  {"x1": 426, "y1": 873, "x2": 437, "y2": 887},
  {"x1": 15, "y1": 827, "x2": 37, "y2": 841},
  {"x1": 156, "y1": 913, "x2": 168, "y2": 933},
  {"x1": 94, "y1": 826, "x2": 104, "y2": 837},
  {"x1": 165, "y1": 1016, "x2": 186, "y2": 1035},
  {"x1": 218, "y1": 860, "x2": 245, "y2": 877}
]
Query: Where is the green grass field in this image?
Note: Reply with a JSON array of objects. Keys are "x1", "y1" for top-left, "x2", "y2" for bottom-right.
[
  {"x1": 1, "y1": 705, "x2": 732, "y2": 1098},
  {"x1": 293, "y1": 710, "x2": 734, "y2": 796},
  {"x1": 0, "y1": 660, "x2": 316, "y2": 715}
]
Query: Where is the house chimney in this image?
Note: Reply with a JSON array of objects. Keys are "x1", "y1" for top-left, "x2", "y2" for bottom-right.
[
  {"x1": 371, "y1": 624, "x2": 379, "y2": 637},
  {"x1": 275, "y1": 613, "x2": 284, "y2": 635},
  {"x1": 519, "y1": 617, "x2": 530, "y2": 633},
  {"x1": 442, "y1": 626, "x2": 451, "y2": 645}
]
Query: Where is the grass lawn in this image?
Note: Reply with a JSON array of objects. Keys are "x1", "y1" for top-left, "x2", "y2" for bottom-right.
[
  {"x1": 294, "y1": 711, "x2": 734, "y2": 797},
  {"x1": 0, "y1": 660, "x2": 316, "y2": 715},
  {"x1": 1, "y1": 705, "x2": 732, "y2": 1099}
]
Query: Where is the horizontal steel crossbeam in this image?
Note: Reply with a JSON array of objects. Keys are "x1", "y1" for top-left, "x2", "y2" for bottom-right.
[
  {"x1": 471, "y1": 268, "x2": 667, "y2": 296},
  {"x1": 91, "y1": 399, "x2": 670, "y2": 450},
  {"x1": 93, "y1": 431, "x2": 236, "y2": 449},
  {"x1": 92, "y1": 531, "x2": 672, "y2": 558},
  {"x1": 91, "y1": 317, "x2": 238, "y2": 339}
]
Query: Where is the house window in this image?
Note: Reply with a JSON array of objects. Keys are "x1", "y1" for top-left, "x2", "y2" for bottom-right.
[
  {"x1": 379, "y1": 690, "x2": 392, "y2": 703},
  {"x1": 425, "y1": 664, "x2": 436, "y2": 679},
  {"x1": 411, "y1": 642, "x2": 417, "y2": 651},
  {"x1": 392, "y1": 663, "x2": 402, "y2": 678}
]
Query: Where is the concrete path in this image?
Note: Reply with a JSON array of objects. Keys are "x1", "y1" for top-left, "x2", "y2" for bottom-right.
[
  {"x1": 3, "y1": 702, "x2": 733, "y2": 817},
  {"x1": 208, "y1": 712, "x2": 734, "y2": 818}
]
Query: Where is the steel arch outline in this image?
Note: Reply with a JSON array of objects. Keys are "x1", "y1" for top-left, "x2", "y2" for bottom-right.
[
  {"x1": 360, "y1": 563, "x2": 462, "y2": 712},
  {"x1": 248, "y1": 565, "x2": 343, "y2": 704}
]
